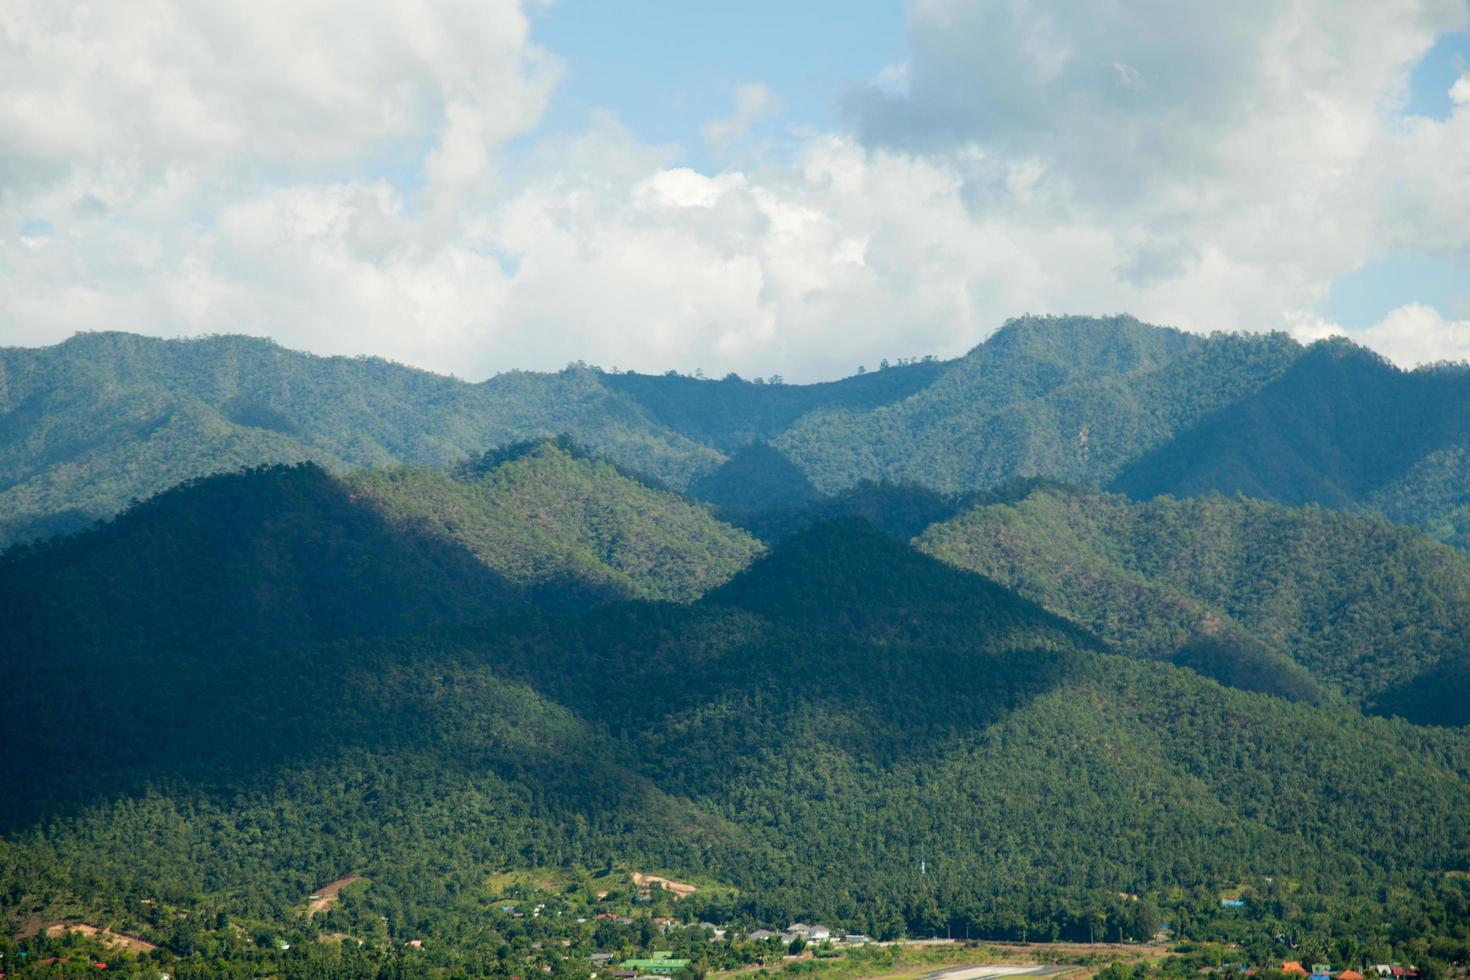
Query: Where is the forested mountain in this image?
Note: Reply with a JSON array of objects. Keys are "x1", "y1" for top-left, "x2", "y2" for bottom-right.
[
  {"x1": 726, "y1": 479, "x2": 972, "y2": 544},
  {"x1": 599, "y1": 359, "x2": 947, "y2": 451},
  {"x1": 0, "y1": 463, "x2": 523, "y2": 660},
  {"x1": 775, "y1": 316, "x2": 1304, "y2": 493},
  {"x1": 0, "y1": 334, "x2": 945, "y2": 549},
  {"x1": 686, "y1": 442, "x2": 822, "y2": 511},
  {"x1": 1112, "y1": 340, "x2": 1470, "y2": 548},
  {"x1": 348, "y1": 438, "x2": 763, "y2": 603},
  {"x1": 0, "y1": 332, "x2": 725, "y2": 547},
  {"x1": 11, "y1": 321, "x2": 1470, "y2": 553},
  {"x1": 916, "y1": 486, "x2": 1470, "y2": 714},
  {"x1": 3, "y1": 513, "x2": 1469, "y2": 972},
  {"x1": 6, "y1": 319, "x2": 1470, "y2": 974},
  {"x1": 0, "y1": 440, "x2": 760, "y2": 670}
]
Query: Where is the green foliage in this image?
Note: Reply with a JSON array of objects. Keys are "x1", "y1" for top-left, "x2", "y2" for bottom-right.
[
  {"x1": 10, "y1": 322, "x2": 1470, "y2": 564},
  {"x1": 917, "y1": 486, "x2": 1470, "y2": 712},
  {"x1": 725, "y1": 481, "x2": 971, "y2": 545},
  {"x1": 3, "y1": 510, "x2": 1469, "y2": 970},
  {"x1": 4, "y1": 322, "x2": 1470, "y2": 974},
  {"x1": 0, "y1": 333, "x2": 722, "y2": 548},
  {"x1": 776, "y1": 316, "x2": 1302, "y2": 494},
  {"x1": 1113, "y1": 341, "x2": 1470, "y2": 548},
  {"x1": 687, "y1": 443, "x2": 821, "y2": 512},
  {"x1": 349, "y1": 439, "x2": 763, "y2": 604},
  {"x1": 0, "y1": 462, "x2": 523, "y2": 658},
  {"x1": 599, "y1": 361, "x2": 946, "y2": 452}
]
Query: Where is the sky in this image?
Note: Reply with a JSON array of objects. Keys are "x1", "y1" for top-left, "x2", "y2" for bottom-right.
[{"x1": 2, "y1": 0, "x2": 1469, "y2": 382}]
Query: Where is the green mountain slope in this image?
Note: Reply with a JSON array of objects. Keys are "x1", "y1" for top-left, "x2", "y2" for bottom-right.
[
  {"x1": 725, "y1": 480, "x2": 971, "y2": 544},
  {"x1": 0, "y1": 462, "x2": 523, "y2": 660},
  {"x1": 348, "y1": 438, "x2": 763, "y2": 603},
  {"x1": 0, "y1": 332, "x2": 723, "y2": 547},
  {"x1": 2, "y1": 515, "x2": 1468, "y2": 968},
  {"x1": 686, "y1": 441, "x2": 822, "y2": 511},
  {"x1": 0, "y1": 335, "x2": 951, "y2": 550},
  {"x1": 1112, "y1": 340, "x2": 1470, "y2": 548},
  {"x1": 599, "y1": 359, "x2": 948, "y2": 451},
  {"x1": 776, "y1": 315, "x2": 1303, "y2": 493},
  {"x1": 917, "y1": 486, "x2": 1470, "y2": 712}
]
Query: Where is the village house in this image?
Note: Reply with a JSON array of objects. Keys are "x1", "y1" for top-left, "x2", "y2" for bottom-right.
[{"x1": 781, "y1": 923, "x2": 812, "y2": 944}]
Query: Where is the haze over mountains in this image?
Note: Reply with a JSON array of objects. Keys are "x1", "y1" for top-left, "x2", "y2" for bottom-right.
[{"x1": 3, "y1": 315, "x2": 1470, "y2": 973}]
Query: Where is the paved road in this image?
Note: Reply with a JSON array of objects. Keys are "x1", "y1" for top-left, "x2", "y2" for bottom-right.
[{"x1": 923, "y1": 965, "x2": 1076, "y2": 980}]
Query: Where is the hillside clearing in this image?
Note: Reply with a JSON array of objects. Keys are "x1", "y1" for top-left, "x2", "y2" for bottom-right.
[{"x1": 306, "y1": 872, "x2": 363, "y2": 918}]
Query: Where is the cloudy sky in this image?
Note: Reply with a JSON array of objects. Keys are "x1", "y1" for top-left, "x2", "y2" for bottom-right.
[{"x1": 3, "y1": 0, "x2": 1469, "y2": 382}]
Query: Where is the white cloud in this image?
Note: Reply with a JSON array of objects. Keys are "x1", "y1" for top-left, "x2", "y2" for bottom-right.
[
  {"x1": 701, "y1": 83, "x2": 781, "y2": 154},
  {"x1": 1288, "y1": 304, "x2": 1470, "y2": 369},
  {"x1": 0, "y1": 1, "x2": 557, "y2": 193},
  {"x1": 3, "y1": 0, "x2": 1470, "y2": 381},
  {"x1": 1452, "y1": 73, "x2": 1470, "y2": 105},
  {"x1": 1361, "y1": 304, "x2": 1470, "y2": 366},
  {"x1": 871, "y1": 62, "x2": 910, "y2": 97},
  {"x1": 1111, "y1": 61, "x2": 1145, "y2": 90}
]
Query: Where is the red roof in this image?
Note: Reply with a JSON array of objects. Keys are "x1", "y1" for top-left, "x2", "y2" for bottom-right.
[{"x1": 1283, "y1": 963, "x2": 1309, "y2": 976}]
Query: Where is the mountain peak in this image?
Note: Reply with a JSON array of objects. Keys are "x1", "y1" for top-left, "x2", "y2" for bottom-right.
[
  {"x1": 687, "y1": 441, "x2": 820, "y2": 511},
  {"x1": 706, "y1": 517, "x2": 1097, "y2": 650}
]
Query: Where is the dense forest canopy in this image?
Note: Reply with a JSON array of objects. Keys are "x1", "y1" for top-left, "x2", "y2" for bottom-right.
[
  {"x1": 915, "y1": 486, "x2": 1470, "y2": 710},
  {"x1": 6, "y1": 497, "x2": 1470, "y2": 947}
]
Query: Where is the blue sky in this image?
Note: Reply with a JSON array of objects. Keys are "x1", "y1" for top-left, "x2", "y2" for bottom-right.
[
  {"x1": 527, "y1": 1, "x2": 905, "y2": 171},
  {"x1": 1337, "y1": 19, "x2": 1470, "y2": 329},
  {"x1": 1407, "y1": 22, "x2": 1470, "y2": 118}
]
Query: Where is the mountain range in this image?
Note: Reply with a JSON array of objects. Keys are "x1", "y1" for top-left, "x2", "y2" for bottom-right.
[
  {"x1": 8, "y1": 317, "x2": 1470, "y2": 553},
  {"x1": 3, "y1": 317, "x2": 1470, "y2": 974}
]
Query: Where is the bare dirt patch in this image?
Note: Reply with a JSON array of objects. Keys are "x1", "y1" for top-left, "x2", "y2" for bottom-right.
[
  {"x1": 42, "y1": 923, "x2": 157, "y2": 954},
  {"x1": 632, "y1": 872, "x2": 698, "y2": 899},
  {"x1": 307, "y1": 872, "x2": 364, "y2": 918}
]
